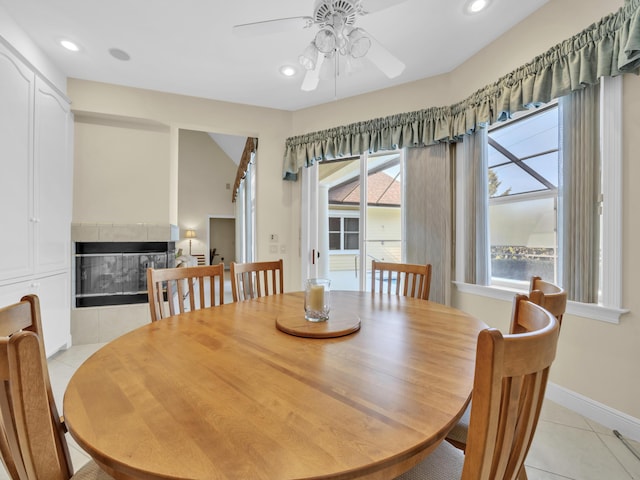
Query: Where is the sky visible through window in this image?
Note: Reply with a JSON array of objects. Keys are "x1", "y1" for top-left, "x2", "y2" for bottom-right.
[{"x1": 488, "y1": 105, "x2": 559, "y2": 197}]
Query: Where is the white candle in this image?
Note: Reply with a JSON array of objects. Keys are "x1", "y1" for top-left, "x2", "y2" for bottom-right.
[{"x1": 309, "y1": 284, "x2": 325, "y2": 311}]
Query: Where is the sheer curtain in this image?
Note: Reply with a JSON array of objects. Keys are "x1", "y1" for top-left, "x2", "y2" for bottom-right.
[
  {"x1": 457, "y1": 129, "x2": 490, "y2": 286},
  {"x1": 404, "y1": 144, "x2": 452, "y2": 305},
  {"x1": 559, "y1": 83, "x2": 601, "y2": 302}
]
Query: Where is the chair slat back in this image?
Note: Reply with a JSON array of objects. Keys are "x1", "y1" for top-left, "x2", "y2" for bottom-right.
[
  {"x1": 529, "y1": 276, "x2": 567, "y2": 326},
  {"x1": 0, "y1": 295, "x2": 73, "y2": 480},
  {"x1": 147, "y1": 264, "x2": 225, "y2": 321},
  {"x1": 371, "y1": 261, "x2": 432, "y2": 300},
  {"x1": 462, "y1": 295, "x2": 560, "y2": 480},
  {"x1": 230, "y1": 260, "x2": 284, "y2": 302}
]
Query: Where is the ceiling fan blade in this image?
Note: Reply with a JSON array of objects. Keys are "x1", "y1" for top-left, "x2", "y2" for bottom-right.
[
  {"x1": 232, "y1": 16, "x2": 314, "y2": 37},
  {"x1": 359, "y1": 0, "x2": 409, "y2": 15},
  {"x1": 366, "y1": 34, "x2": 405, "y2": 78},
  {"x1": 301, "y1": 54, "x2": 326, "y2": 92}
]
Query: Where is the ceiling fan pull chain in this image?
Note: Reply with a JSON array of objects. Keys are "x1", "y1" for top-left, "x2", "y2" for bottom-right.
[{"x1": 334, "y1": 54, "x2": 339, "y2": 99}]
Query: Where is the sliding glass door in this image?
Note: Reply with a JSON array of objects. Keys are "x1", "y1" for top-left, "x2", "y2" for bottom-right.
[{"x1": 302, "y1": 151, "x2": 403, "y2": 291}]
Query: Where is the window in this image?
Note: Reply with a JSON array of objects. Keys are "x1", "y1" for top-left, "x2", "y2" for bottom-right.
[
  {"x1": 455, "y1": 76, "x2": 626, "y2": 323},
  {"x1": 488, "y1": 104, "x2": 559, "y2": 284},
  {"x1": 329, "y1": 216, "x2": 359, "y2": 251}
]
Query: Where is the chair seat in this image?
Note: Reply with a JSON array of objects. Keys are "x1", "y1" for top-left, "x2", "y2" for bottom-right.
[
  {"x1": 395, "y1": 441, "x2": 464, "y2": 480},
  {"x1": 445, "y1": 402, "x2": 470, "y2": 446},
  {"x1": 71, "y1": 460, "x2": 114, "y2": 479}
]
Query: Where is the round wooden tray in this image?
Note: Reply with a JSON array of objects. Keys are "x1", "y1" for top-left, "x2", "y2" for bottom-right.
[{"x1": 276, "y1": 312, "x2": 361, "y2": 338}]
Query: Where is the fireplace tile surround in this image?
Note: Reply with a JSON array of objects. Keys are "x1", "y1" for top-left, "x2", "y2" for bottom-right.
[
  {"x1": 71, "y1": 223, "x2": 178, "y2": 345},
  {"x1": 72, "y1": 223, "x2": 178, "y2": 243}
]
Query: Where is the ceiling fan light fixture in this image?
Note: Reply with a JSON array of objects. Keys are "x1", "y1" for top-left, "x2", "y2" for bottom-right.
[
  {"x1": 315, "y1": 27, "x2": 337, "y2": 54},
  {"x1": 299, "y1": 42, "x2": 319, "y2": 70},
  {"x1": 347, "y1": 28, "x2": 371, "y2": 58},
  {"x1": 234, "y1": 0, "x2": 407, "y2": 92}
]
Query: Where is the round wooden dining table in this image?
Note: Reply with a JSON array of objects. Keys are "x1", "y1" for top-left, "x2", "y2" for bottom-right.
[{"x1": 64, "y1": 291, "x2": 487, "y2": 480}]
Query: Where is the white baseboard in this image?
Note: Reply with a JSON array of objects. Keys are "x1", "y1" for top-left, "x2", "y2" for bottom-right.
[{"x1": 546, "y1": 382, "x2": 640, "y2": 442}]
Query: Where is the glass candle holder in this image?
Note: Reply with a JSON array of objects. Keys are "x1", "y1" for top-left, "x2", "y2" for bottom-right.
[{"x1": 304, "y1": 278, "x2": 331, "y2": 322}]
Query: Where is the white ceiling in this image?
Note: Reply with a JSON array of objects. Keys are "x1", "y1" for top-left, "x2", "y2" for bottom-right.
[
  {"x1": 0, "y1": 0, "x2": 549, "y2": 111},
  {"x1": 208, "y1": 132, "x2": 244, "y2": 165}
]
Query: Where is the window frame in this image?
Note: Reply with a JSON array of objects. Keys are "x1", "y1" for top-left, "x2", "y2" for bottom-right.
[
  {"x1": 328, "y1": 212, "x2": 360, "y2": 254},
  {"x1": 454, "y1": 76, "x2": 628, "y2": 324},
  {"x1": 487, "y1": 102, "x2": 560, "y2": 287}
]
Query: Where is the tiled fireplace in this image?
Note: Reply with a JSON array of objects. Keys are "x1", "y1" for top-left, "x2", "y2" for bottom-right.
[
  {"x1": 71, "y1": 223, "x2": 178, "y2": 344},
  {"x1": 75, "y1": 241, "x2": 175, "y2": 307}
]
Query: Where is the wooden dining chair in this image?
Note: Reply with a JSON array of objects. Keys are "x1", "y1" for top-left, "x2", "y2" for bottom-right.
[
  {"x1": 527, "y1": 276, "x2": 567, "y2": 328},
  {"x1": 371, "y1": 261, "x2": 432, "y2": 300},
  {"x1": 146, "y1": 263, "x2": 225, "y2": 321},
  {"x1": 0, "y1": 295, "x2": 113, "y2": 480},
  {"x1": 230, "y1": 259, "x2": 284, "y2": 302},
  {"x1": 445, "y1": 277, "x2": 567, "y2": 479},
  {"x1": 396, "y1": 295, "x2": 560, "y2": 480}
]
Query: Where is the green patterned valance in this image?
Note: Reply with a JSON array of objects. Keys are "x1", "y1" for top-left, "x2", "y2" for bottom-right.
[{"x1": 283, "y1": 0, "x2": 640, "y2": 180}]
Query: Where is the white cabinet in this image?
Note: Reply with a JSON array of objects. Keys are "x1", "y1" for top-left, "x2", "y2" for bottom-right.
[
  {"x1": 34, "y1": 77, "x2": 72, "y2": 274},
  {"x1": 0, "y1": 273, "x2": 71, "y2": 357},
  {"x1": 0, "y1": 42, "x2": 72, "y2": 356},
  {"x1": 0, "y1": 44, "x2": 34, "y2": 281}
]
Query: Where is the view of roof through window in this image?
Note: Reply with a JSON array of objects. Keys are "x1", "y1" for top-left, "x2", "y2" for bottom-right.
[
  {"x1": 488, "y1": 104, "x2": 559, "y2": 198},
  {"x1": 322, "y1": 154, "x2": 401, "y2": 207}
]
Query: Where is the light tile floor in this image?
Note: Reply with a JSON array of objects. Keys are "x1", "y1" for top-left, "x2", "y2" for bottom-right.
[{"x1": 3, "y1": 343, "x2": 639, "y2": 479}]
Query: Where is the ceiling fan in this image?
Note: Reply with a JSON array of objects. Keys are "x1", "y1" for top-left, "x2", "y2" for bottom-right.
[{"x1": 232, "y1": 0, "x2": 407, "y2": 91}]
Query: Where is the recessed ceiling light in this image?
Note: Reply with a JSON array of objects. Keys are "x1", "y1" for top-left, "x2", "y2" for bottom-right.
[
  {"x1": 60, "y1": 39, "x2": 79, "y2": 52},
  {"x1": 280, "y1": 65, "x2": 296, "y2": 77},
  {"x1": 465, "y1": 0, "x2": 490, "y2": 14},
  {"x1": 109, "y1": 48, "x2": 131, "y2": 61}
]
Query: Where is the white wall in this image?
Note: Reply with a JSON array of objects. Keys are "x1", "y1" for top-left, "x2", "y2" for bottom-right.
[
  {"x1": 177, "y1": 129, "x2": 237, "y2": 257},
  {"x1": 451, "y1": 0, "x2": 640, "y2": 424},
  {"x1": 73, "y1": 115, "x2": 171, "y2": 224},
  {"x1": 290, "y1": 0, "x2": 640, "y2": 426},
  {"x1": 65, "y1": 0, "x2": 639, "y2": 427},
  {"x1": 68, "y1": 79, "x2": 297, "y2": 289}
]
